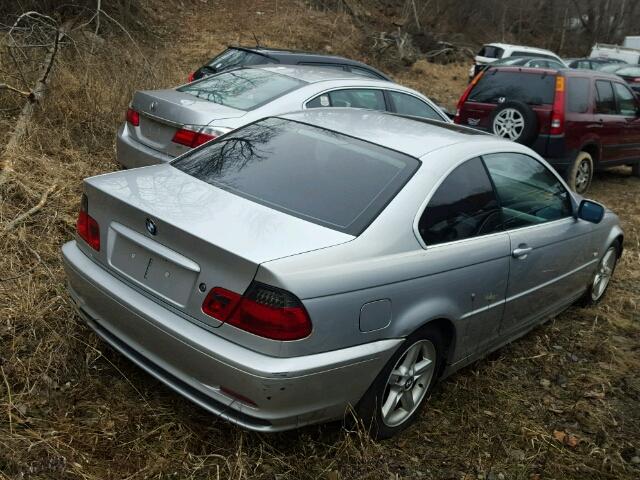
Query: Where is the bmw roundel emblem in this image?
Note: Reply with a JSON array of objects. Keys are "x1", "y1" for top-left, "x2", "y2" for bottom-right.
[{"x1": 145, "y1": 218, "x2": 157, "y2": 235}]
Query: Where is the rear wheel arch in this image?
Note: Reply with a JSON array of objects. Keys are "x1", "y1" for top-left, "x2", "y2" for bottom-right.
[
  {"x1": 581, "y1": 142, "x2": 600, "y2": 165},
  {"x1": 416, "y1": 317, "x2": 456, "y2": 376}
]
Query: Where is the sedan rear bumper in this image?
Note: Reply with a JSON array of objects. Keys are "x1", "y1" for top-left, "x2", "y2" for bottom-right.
[
  {"x1": 116, "y1": 123, "x2": 174, "y2": 169},
  {"x1": 62, "y1": 241, "x2": 400, "y2": 431}
]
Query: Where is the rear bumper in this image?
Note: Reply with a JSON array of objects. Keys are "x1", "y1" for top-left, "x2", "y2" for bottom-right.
[
  {"x1": 62, "y1": 241, "x2": 400, "y2": 431},
  {"x1": 116, "y1": 124, "x2": 174, "y2": 169}
]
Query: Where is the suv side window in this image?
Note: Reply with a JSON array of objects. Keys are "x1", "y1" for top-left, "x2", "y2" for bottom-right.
[
  {"x1": 389, "y1": 91, "x2": 442, "y2": 120},
  {"x1": 306, "y1": 89, "x2": 386, "y2": 110},
  {"x1": 613, "y1": 82, "x2": 637, "y2": 116},
  {"x1": 418, "y1": 157, "x2": 501, "y2": 245},
  {"x1": 483, "y1": 153, "x2": 572, "y2": 229},
  {"x1": 567, "y1": 77, "x2": 590, "y2": 113},
  {"x1": 595, "y1": 80, "x2": 616, "y2": 114}
]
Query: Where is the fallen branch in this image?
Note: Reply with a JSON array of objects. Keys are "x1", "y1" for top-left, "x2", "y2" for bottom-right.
[
  {"x1": 2, "y1": 183, "x2": 57, "y2": 232},
  {"x1": 0, "y1": 82, "x2": 32, "y2": 98},
  {"x1": 0, "y1": 19, "x2": 72, "y2": 187}
]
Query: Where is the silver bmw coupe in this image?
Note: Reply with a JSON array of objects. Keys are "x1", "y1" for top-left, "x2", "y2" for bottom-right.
[{"x1": 64, "y1": 109, "x2": 623, "y2": 438}]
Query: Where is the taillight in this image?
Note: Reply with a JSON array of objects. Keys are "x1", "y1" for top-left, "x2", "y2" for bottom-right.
[
  {"x1": 187, "y1": 71, "x2": 196, "y2": 82},
  {"x1": 454, "y1": 70, "x2": 484, "y2": 123},
  {"x1": 126, "y1": 107, "x2": 139, "y2": 126},
  {"x1": 172, "y1": 125, "x2": 231, "y2": 148},
  {"x1": 76, "y1": 193, "x2": 100, "y2": 251},
  {"x1": 202, "y1": 282, "x2": 312, "y2": 341},
  {"x1": 550, "y1": 75, "x2": 565, "y2": 135}
]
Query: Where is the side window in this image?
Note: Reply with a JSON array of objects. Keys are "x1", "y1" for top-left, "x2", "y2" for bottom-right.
[
  {"x1": 483, "y1": 153, "x2": 572, "y2": 230},
  {"x1": 418, "y1": 157, "x2": 502, "y2": 245},
  {"x1": 567, "y1": 77, "x2": 590, "y2": 113},
  {"x1": 348, "y1": 66, "x2": 383, "y2": 79},
  {"x1": 389, "y1": 91, "x2": 442, "y2": 120},
  {"x1": 578, "y1": 60, "x2": 592, "y2": 70},
  {"x1": 595, "y1": 80, "x2": 616, "y2": 114},
  {"x1": 328, "y1": 89, "x2": 386, "y2": 109},
  {"x1": 306, "y1": 93, "x2": 330, "y2": 108},
  {"x1": 613, "y1": 82, "x2": 637, "y2": 116}
]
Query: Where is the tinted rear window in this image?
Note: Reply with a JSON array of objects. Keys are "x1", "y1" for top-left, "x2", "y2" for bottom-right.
[
  {"x1": 478, "y1": 46, "x2": 504, "y2": 59},
  {"x1": 172, "y1": 118, "x2": 419, "y2": 235},
  {"x1": 178, "y1": 69, "x2": 304, "y2": 111},
  {"x1": 567, "y1": 77, "x2": 590, "y2": 113},
  {"x1": 469, "y1": 70, "x2": 555, "y2": 105}
]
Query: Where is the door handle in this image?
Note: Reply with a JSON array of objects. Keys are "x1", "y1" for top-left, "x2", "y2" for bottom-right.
[{"x1": 512, "y1": 246, "x2": 533, "y2": 258}]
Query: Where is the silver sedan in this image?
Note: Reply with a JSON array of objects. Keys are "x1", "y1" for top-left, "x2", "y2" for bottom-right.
[
  {"x1": 65, "y1": 109, "x2": 623, "y2": 438},
  {"x1": 116, "y1": 65, "x2": 450, "y2": 169}
]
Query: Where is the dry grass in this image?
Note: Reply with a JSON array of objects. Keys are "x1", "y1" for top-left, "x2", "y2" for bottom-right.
[{"x1": 1, "y1": 1, "x2": 639, "y2": 479}]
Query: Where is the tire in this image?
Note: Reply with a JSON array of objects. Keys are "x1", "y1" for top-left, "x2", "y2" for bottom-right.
[
  {"x1": 489, "y1": 101, "x2": 539, "y2": 145},
  {"x1": 355, "y1": 324, "x2": 445, "y2": 439},
  {"x1": 565, "y1": 151, "x2": 594, "y2": 194},
  {"x1": 632, "y1": 162, "x2": 640, "y2": 177},
  {"x1": 579, "y1": 241, "x2": 620, "y2": 306}
]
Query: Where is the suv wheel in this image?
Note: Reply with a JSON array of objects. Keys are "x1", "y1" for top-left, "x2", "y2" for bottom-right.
[
  {"x1": 566, "y1": 151, "x2": 594, "y2": 194},
  {"x1": 355, "y1": 324, "x2": 444, "y2": 439},
  {"x1": 489, "y1": 101, "x2": 538, "y2": 145}
]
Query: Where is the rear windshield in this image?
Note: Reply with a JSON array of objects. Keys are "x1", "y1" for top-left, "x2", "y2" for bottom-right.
[
  {"x1": 478, "y1": 46, "x2": 504, "y2": 59},
  {"x1": 172, "y1": 118, "x2": 419, "y2": 235},
  {"x1": 178, "y1": 69, "x2": 304, "y2": 111},
  {"x1": 205, "y1": 48, "x2": 273, "y2": 72},
  {"x1": 469, "y1": 70, "x2": 556, "y2": 105}
]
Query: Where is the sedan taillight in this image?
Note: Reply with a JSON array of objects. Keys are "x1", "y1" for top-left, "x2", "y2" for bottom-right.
[
  {"x1": 76, "y1": 193, "x2": 100, "y2": 251},
  {"x1": 172, "y1": 125, "x2": 232, "y2": 148},
  {"x1": 202, "y1": 282, "x2": 312, "y2": 341},
  {"x1": 126, "y1": 107, "x2": 139, "y2": 126}
]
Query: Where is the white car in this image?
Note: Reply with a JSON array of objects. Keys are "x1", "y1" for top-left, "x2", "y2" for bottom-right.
[{"x1": 470, "y1": 43, "x2": 563, "y2": 80}]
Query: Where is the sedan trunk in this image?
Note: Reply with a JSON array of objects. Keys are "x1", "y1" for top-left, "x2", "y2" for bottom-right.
[{"x1": 80, "y1": 165, "x2": 353, "y2": 328}]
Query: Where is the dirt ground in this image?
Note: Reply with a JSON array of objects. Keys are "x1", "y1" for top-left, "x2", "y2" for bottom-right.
[{"x1": 0, "y1": 1, "x2": 638, "y2": 479}]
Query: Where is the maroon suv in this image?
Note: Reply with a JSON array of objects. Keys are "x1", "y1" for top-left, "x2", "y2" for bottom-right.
[{"x1": 454, "y1": 66, "x2": 640, "y2": 193}]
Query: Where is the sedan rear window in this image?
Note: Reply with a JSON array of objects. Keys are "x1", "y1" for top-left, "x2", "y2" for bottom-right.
[
  {"x1": 172, "y1": 118, "x2": 419, "y2": 235},
  {"x1": 178, "y1": 69, "x2": 304, "y2": 111},
  {"x1": 469, "y1": 70, "x2": 555, "y2": 105}
]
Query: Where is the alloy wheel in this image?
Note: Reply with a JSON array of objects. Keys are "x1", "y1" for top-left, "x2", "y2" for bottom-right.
[
  {"x1": 591, "y1": 247, "x2": 617, "y2": 302},
  {"x1": 381, "y1": 339, "x2": 436, "y2": 427},
  {"x1": 575, "y1": 158, "x2": 592, "y2": 193},
  {"x1": 492, "y1": 108, "x2": 525, "y2": 141}
]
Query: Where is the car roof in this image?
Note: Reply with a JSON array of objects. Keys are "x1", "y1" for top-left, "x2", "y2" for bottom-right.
[
  {"x1": 484, "y1": 43, "x2": 557, "y2": 55},
  {"x1": 487, "y1": 65, "x2": 625, "y2": 81},
  {"x1": 227, "y1": 45, "x2": 392, "y2": 80},
  {"x1": 252, "y1": 64, "x2": 381, "y2": 83},
  {"x1": 278, "y1": 109, "x2": 498, "y2": 158}
]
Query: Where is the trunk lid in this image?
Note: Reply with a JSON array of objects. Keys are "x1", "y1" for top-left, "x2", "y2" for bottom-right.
[
  {"x1": 130, "y1": 89, "x2": 246, "y2": 157},
  {"x1": 81, "y1": 165, "x2": 353, "y2": 327}
]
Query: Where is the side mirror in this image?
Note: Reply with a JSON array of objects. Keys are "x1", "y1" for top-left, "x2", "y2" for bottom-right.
[{"x1": 577, "y1": 199, "x2": 605, "y2": 224}]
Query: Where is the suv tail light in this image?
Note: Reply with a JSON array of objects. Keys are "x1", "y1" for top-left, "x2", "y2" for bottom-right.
[
  {"x1": 187, "y1": 71, "x2": 196, "y2": 82},
  {"x1": 550, "y1": 75, "x2": 565, "y2": 135},
  {"x1": 76, "y1": 193, "x2": 100, "y2": 251},
  {"x1": 202, "y1": 282, "x2": 312, "y2": 341},
  {"x1": 454, "y1": 70, "x2": 484, "y2": 123},
  {"x1": 172, "y1": 125, "x2": 232, "y2": 148},
  {"x1": 126, "y1": 107, "x2": 139, "y2": 126}
]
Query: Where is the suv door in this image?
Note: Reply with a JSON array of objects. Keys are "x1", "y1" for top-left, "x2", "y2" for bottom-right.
[
  {"x1": 417, "y1": 157, "x2": 509, "y2": 357},
  {"x1": 612, "y1": 81, "x2": 640, "y2": 161},
  {"x1": 594, "y1": 80, "x2": 626, "y2": 163},
  {"x1": 482, "y1": 153, "x2": 595, "y2": 335}
]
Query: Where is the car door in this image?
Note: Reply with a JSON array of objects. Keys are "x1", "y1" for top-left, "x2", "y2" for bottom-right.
[
  {"x1": 594, "y1": 80, "x2": 627, "y2": 163},
  {"x1": 612, "y1": 81, "x2": 640, "y2": 160},
  {"x1": 387, "y1": 90, "x2": 446, "y2": 121},
  {"x1": 416, "y1": 157, "x2": 510, "y2": 357},
  {"x1": 482, "y1": 153, "x2": 596, "y2": 335},
  {"x1": 305, "y1": 88, "x2": 387, "y2": 110}
]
